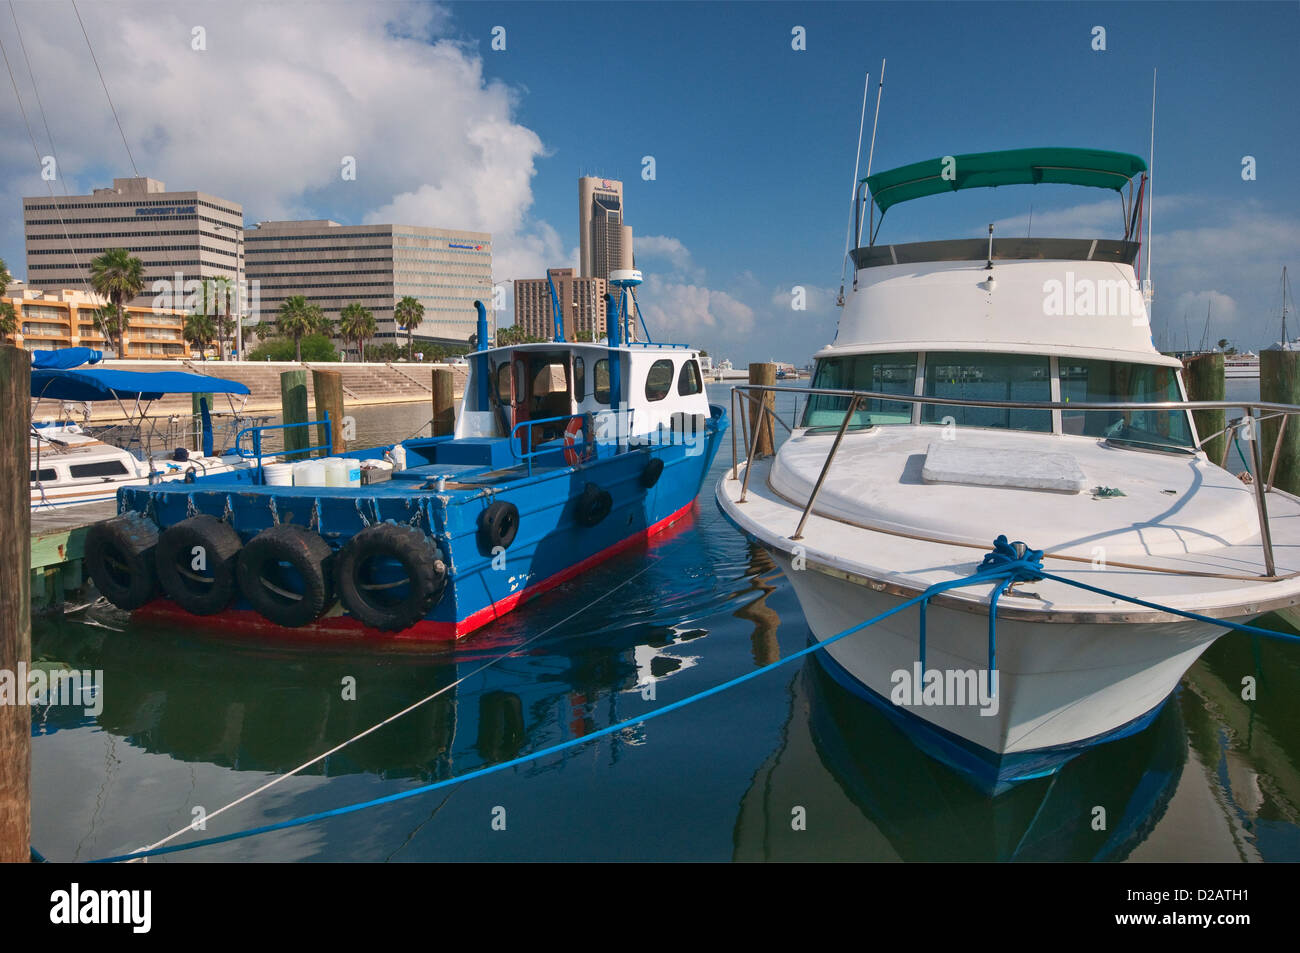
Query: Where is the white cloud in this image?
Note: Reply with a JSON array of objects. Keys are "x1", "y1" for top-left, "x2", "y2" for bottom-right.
[
  {"x1": 0, "y1": 2, "x2": 550, "y2": 297},
  {"x1": 635, "y1": 235, "x2": 701, "y2": 280},
  {"x1": 770, "y1": 283, "x2": 837, "y2": 315},
  {"x1": 639, "y1": 274, "x2": 755, "y2": 340}
]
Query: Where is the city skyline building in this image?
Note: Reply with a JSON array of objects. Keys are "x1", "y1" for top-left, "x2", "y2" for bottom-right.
[
  {"x1": 244, "y1": 220, "x2": 492, "y2": 348},
  {"x1": 22, "y1": 176, "x2": 244, "y2": 310},
  {"x1": 514, "y1": 268, "x2": 608, "y2": 342},
  {"x1": 578, "y1": 176, "x2": 634, "y2": 281}
]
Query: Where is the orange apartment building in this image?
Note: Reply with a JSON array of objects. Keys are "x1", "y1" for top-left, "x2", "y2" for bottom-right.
[{"x1": 2, "y1": 287, "x2": 188, "y2": 359}]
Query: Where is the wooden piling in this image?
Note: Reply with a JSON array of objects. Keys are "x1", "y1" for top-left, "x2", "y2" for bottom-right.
[
  {"x1": 748, "y1": 362, "x2": 777, "y2": 458},
  {"x1": 0, "y1": 346, "x2": 31, "y2": 863},
  {"x1": 1182, "y1": 353, "x2": 1224, "y2": 465},
  {"x1": 432, "y1": 368, "x2": 455, "y2": 436},
  {"x1": 191, "y1": 391, "x2": 214, "y2": 452},
  {"x1": 280, "y1": 369, "x2": 310, "y2": 461},
  {"x1": 312, "y1": 369, "x2": 346, "y2": 455},
  {"x1": 1261, "y1": 350, "x2": 1300, "y2": 494}
]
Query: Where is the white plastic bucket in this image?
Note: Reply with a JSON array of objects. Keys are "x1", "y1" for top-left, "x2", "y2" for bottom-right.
[
  {"x1": 263, "y1": 462, "x2": 294, "y2": 486},
  {"x1": 323, "y1": 457, "x2": 348, "y2": 487},
  {"x1": 293, "y1": 460, "x2": 326, "y2": 486}
]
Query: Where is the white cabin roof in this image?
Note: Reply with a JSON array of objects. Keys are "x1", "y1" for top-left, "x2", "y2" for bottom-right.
[{"x1": 833, "y1": 245, "x2": 1177, "y2": 368}]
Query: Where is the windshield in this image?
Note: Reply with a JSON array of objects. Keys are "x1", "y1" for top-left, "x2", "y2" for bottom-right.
[
  {"x1": 1059, "y1": 359, "x2": 1192, "y2": 451},
  {"x1": 802, "y1": 352, "x2": 916, "y2": 428}
]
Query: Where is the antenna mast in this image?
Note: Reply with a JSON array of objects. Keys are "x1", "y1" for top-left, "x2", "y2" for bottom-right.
[
  {"x1": 1144, "y1": 68, "x2": 1156, "y2": 306},
  {"x1": 856, "y1": 59, "x2": 887, "y2": 262},
  {"x1": 837, "y1": 69, "x2": 872, "y2": 308}
]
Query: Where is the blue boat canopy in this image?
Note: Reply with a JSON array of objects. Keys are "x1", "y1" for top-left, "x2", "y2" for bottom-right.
[
  {"x1": 31, "y1": 367, "x2": 251, "y2": 402},
  {"x1": 30, "y1": 347, "x2": 103, "y2": 370}
]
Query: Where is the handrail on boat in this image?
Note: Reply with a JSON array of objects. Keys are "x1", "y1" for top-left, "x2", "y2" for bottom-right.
[
  {"x1": 727, "y1": 382, "x2": 1300, "y2": 579},
  {"x1": 234, "y1": 413, "x2": 333, "y2": 482},
  {"x1": 509, "y1": 412, "x2": 595, "y2": 476}
]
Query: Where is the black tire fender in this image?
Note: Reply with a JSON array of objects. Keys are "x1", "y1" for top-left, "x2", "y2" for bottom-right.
[
  {"x1": 335, "y1": 522, "x2": 448, "y2": 632},
  {"x1": 478, "y1": 500, "x2": 519, "y2": 552},
  {"x1": 640, "y1": 457, "x2": 665, "y2": 489},
  {"x1": 236, "y1": 524, "x2": 334, "y2": 628},
  {"x1": 154, "y1": 515, "x2": 242, "y2": 615},
  {"x1": 85, "y1": 513, "x2": 159, "y2": 610},
  {"x1": 575, "y1": 482, "x2": 613, "y2": 527}
]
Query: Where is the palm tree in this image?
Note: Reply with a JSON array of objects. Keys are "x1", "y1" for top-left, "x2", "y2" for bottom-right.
[
  {"x1": 275, "y1": 295, "x2": 327, "y2": 361},
  {"x1": 201, "y1": 277, "x2": 237, "y2": 359},
  {"x1": 0, "y1": 258, "x2": 14, "y2": 341},
  {"x1": 89, "y1": 248, "x2": 145, "y2": 357},
  {"x1": 338, "y1": 302, "x2": 377, "y2": 362},
  {"x1": 184, "y1": 311, "x2": 217, "y2": 360},
  {"x1": 0, "y1": 301, "x2": 16, "y2": 341},
  {"x1": 394, "y1": 296, "x2": 424, "y2": 361}
]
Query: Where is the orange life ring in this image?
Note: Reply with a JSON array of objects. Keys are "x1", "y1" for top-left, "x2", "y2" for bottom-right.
[{"x1": 564, "y1": 416, "x2": 591, "y2": 466}]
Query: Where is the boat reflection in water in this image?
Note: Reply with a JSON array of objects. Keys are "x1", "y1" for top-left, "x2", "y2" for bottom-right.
[
  {"x1": 734, "y1": 656, "x2": 1187, "y2": 862},
  {"x1": 30, "y1": 592, "x2": 711, "y2": 789}
]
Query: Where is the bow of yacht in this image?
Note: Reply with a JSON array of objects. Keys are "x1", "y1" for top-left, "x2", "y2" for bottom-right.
[{"x1": 716, "y1": 147, "x2": 1300, "y2": 791}]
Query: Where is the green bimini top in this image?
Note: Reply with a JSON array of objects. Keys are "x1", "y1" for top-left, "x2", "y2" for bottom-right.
[{"x1": 865, "y1": 147, "x2": 1148, "y2": 214}]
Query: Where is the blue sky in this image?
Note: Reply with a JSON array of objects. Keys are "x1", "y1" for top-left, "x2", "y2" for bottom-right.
[{"x1": 2, "y1": 1, "x2": 1297, "y2": 362}]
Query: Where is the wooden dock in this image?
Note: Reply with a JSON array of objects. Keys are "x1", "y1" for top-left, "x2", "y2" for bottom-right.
[{"x1": 30, "y1": 501, "x2": 116, "y2": 610}]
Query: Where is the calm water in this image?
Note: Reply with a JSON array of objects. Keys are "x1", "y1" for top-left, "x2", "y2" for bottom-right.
[{"x1": 29, "y1": 380, "x2": 1300, "y2": 862}]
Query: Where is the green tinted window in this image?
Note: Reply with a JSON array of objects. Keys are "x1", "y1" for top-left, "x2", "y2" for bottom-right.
[
  {"x1": 802, "y1": 352, "x2": 917, "y2": 429},
  {"x1": 1060, "y1": 360, "x2": 1191, "y2": 450},
  {"x1": 594, "y1": 359, "x2": 611, "y2": 404},
  {"x1": 922, "y1": 352, "x2": 1051, "y2": 432}
]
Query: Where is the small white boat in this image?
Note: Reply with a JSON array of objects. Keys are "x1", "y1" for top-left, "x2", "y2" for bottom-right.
[
  {"x1": 29, "y1": 351, "x2": 260, "y2": 510},
  {"x1": 30, "y1": 422, "x2": 253, "y2": 510},
  {"x1": 717, "y1": 147, "x2": 1300, "y2": 792},
  {"x1": 1224, "y1": 353, "x2": 1259, "y2": 379}
]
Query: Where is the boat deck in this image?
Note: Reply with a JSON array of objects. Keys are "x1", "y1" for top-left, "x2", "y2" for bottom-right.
[{"x1": 719, "y1": 429, "x2": 1300, "y2": 622}]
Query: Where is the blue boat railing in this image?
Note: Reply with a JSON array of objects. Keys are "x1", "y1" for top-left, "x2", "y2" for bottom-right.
[
  {"x1": 509, "y1": 412, "x2": 598, "y2": 476},
  {"x1": 235, "y1": 412, "x2": 332, "y2": 482}
]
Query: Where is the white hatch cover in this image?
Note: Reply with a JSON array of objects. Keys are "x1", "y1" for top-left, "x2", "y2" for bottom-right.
[{"x1": 921, "y1": 441, "x2": 1087, "y2": 492}]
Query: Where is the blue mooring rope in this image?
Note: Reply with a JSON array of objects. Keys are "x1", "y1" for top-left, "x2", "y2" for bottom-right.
[{"x1": 80, "y1": 534, "x2": 1300, "y2": 863}]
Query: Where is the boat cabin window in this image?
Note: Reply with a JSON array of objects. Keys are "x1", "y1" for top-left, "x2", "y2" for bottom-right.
[
  {"x1": 922, "y1": 352, "x2": 1051, "y2": 432},
  {"x1": 803, "y1": 352, "x2": 917, "y2": 429},
  {"x1": 594, "y1": 359, "x2": 611, "y2": 404},
  {"x1": 69, "y1": 459, "x2": 130, "y2": 478},
  {"x1": 30, "y1": 467, "x2": 56, "y2": 483},
  {"x1": 646, "y1": 359, "x2": 675, "y2": 402},
  {"x1": 678, "y1": 359, "x2": 703, "y2": 396},
  {"x1": 574, "y1": 356, "x2": 586, "y2": 401},
  {"x1": 1059, "y1": 359, "x2": 1192, "y2": 451},
  {"x1": 495, "y1": 363, "x2": 513, "y2": 404}
]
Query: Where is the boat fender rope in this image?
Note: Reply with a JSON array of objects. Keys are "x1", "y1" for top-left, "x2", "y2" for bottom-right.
[
  {"x1": 88, "y1": 562, "x2": 1018, "y2": 864},
  {"x1": 89, "y1": 547, "x2": 1300, "y2": 865}
]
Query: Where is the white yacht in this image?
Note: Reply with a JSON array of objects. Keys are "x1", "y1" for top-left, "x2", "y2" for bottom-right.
[{"x1": 717, "y1": 147, "x2": 1300, "y2": 792}]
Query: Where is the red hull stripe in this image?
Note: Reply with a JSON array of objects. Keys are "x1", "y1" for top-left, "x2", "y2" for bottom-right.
[{"x1": 135, "y1": 500, "x2": 697, "y2": 643}]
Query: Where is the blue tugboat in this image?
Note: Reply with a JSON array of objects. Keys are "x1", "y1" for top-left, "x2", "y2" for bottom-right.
[{"x1": 86, "y1": 271, "x2": 727, "y2": 641}]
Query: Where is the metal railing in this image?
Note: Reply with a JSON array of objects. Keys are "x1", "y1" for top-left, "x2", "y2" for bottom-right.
[
  {"x1": 235, "y1": 413, "x2": 333, "y2": 482},
  {"x1": 509, "y1": 412, "x2": 594, "y2": 476},
  {"x1": 728, "y1": 383, "x2": 1300, "y2": 577}
]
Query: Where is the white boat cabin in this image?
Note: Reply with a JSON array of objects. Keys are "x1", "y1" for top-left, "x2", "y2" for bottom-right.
[{"x1": 457, "y1": 341, "x2": 712, "y2": 456}]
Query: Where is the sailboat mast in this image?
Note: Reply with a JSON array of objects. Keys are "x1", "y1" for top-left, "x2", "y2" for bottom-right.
[{"x1": 1284, "y1": 266, "x2": 1291, "y2": 344}]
